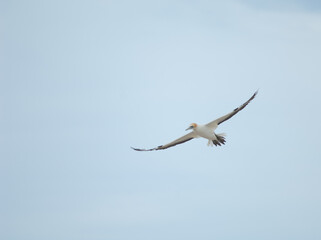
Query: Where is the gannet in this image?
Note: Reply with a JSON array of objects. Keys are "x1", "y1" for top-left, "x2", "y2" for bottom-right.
[{"x1": 132, "y1": 91, "x2": 258, "y2": 151}]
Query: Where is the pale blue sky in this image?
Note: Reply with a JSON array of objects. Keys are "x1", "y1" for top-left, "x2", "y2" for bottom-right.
[{"x1": 1, "y1": 1, "x2": 321, "y2": 239}]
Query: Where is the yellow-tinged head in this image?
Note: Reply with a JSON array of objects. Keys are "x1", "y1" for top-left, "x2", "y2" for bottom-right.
[{"x1": 185, "y1": 123, "x2": 197, "y2": 131}]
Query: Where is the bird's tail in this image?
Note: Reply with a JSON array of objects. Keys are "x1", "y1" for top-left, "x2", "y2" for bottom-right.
[{"x1": 212, "y1": 133, "x2": 226, "y2": 146}]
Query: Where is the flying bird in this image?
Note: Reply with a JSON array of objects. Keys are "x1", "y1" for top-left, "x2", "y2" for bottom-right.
[{"x1": 132, "y1": 91, "x2": 258, "y2": 151}]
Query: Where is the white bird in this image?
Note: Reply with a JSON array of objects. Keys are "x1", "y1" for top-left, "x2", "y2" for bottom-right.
[{"x1": 132, "y1": 91, "x2": 258, "y2": 151}]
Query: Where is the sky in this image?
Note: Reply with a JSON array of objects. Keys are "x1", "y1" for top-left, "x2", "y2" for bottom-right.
[{"x1": 1, "y1": 0, "x2": 321, "y2": 239}]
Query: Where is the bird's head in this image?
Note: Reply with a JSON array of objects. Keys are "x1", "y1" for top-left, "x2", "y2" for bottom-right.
[{"x1": 185, "y1": 123, "x2": 197, "y2": 131}]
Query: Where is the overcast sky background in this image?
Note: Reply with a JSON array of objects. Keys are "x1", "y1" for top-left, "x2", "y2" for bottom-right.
[{"x1": 1, "y1": 0, "x2": 321, "y2": 239}]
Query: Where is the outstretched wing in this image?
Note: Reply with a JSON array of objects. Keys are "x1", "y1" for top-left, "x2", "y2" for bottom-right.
[
  {"x1": 132, "y1": 132, "x2": 197, "y2": 151},
  {"x1": 206, "y1": 91, "x2": 258, "y2": 129}
]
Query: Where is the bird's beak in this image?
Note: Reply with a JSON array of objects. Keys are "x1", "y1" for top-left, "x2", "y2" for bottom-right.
[{"x1": 185, "y1": 126, "x2": 193, "y2": 131}]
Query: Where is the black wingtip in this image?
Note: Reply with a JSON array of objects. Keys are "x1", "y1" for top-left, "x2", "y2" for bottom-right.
[
  {"x1": 254, "y1": 89, "x2": 259, "y2": 96},
  {"x1": 252, "y1": 90, "x2": 258, "y2": 99},
  {"x1": 131, "y1": 147, "x2": 142, "y2": 151},
  {"x1": 247, "y1": 90, "x2": 258, "y2": 103},
  {"x1": 131, "y1": 146, "x2": 156, "y2": 152}
]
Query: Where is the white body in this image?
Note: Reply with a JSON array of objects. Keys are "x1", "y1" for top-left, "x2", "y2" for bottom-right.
[
  {"x1": 192, "y1": 124, "x2": 225, "y2": 147},
  {"x1": 193, "y1": 124, "x2": 217, "y2": 140}
]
